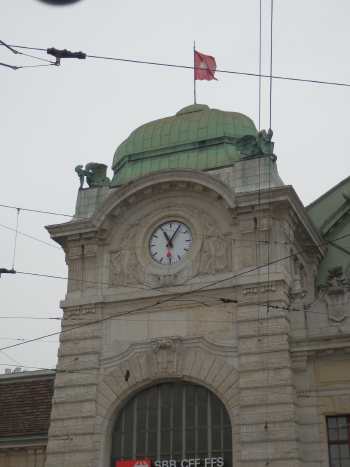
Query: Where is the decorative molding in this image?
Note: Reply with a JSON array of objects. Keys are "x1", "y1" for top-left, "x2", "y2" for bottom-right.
[
  {"x1": 242, "y1": 285, "x2": 276, "y2": 296},
  {"x1": 102, "y1": 335, "x2": 237, "y2": 368}
]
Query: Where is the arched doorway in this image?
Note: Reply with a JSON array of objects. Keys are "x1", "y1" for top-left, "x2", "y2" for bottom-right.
[{"x1": 111, "y1": 382, "x2": 232, "y2": 467}]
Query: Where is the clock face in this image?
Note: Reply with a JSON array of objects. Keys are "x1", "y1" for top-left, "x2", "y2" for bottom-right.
[{"x1": 149, "y1": 221, "x2": 192, "y2": 265}]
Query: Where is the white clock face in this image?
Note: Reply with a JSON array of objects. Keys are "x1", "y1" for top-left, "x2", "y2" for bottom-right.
[{"x1": 149, "y1": 221, "x2": 192, "y2": 265}]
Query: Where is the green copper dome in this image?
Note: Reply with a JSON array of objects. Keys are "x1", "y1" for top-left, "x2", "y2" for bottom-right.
[{"x1": 111, "y1": 104, "x2": 258, "y2": 186}]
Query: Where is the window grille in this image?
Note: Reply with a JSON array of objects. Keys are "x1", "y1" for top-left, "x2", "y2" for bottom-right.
[
  {"x1": 327, "y1": 415, "x2": 350, "y2": 467},
  {"x1": 111, "y1": 383, "x2": 232, "y2": 466}
]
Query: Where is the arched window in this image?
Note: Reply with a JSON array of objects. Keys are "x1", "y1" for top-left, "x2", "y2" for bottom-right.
[{"x1": 111, "y1": 383, "x2": 232, "y2": 467}]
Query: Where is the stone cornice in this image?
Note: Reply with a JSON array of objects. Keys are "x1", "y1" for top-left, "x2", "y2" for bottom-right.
[
  {"x1": 291, "y1": 333, "x2": 350, "y2": 354},
  {"x1": 236, "y1": 184, "x2": 325, "y2": 256}
]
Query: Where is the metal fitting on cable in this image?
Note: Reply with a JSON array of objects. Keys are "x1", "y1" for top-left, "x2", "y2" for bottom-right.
[
  {"x1": 0, "y1": 268, "x2": 16, "y2": 277},
  {"x1": 47, "y1": 47, "x2": 86, "y2": 66}
]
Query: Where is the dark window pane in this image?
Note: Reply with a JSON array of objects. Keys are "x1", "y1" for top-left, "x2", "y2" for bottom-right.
[
  {"x1": 124, "y1": 432, "x2": 133, "y2": 458},
  {"x1": 340, "y1": 444, "x2": 350, "y2": 458},
  {"x1": 138, "y1": 407, "x2": 147, "y2": 430},
  {"x1": 328, "y1": 417, "x2": 338, "y2": 429},
  {"x1": 223, "y1": 410, "x2": 231, "y2": 428},
  {"x1": 186, "y1": 403, "x2": 195, "y2": 428},
  {"x1": 161, "y1": 405, "x2": 171, "y2": 430},
  {"x1": 124, "y1": 404, "x2": 133, "y2": 434},
  {"x1": 330, "y1": 445, "x2": 340, "y2": 460},
  {"x1": 136, "y1": 430, "x2": 146, "y2": 455},
  {"x1": 112, "y1": 432, "x2": 121, "y2": 453},
  {"x1": 148, "y1": 431, "x2": 157, "y2": 457},
  {"x1": 197, "y1": 427, "x2": 207, "y2": 452},
  {"x1": 161, "y1": 430, "x2": 170, "y2": 455},
  {"x1": 149, "y1": 408, "x2": 157, "y2": 428},
  {"x1": 223, "y1": 428, "x2": 232, "y2": 450},
  {"x1": 339, "y1": 421, "x2": 348, "y2": 441},
  {"x1": 186, "y1": 429, "x2": 195, "y2": 454},
  {"x1": 211, "y1": 398, "x2": 222, "y2": 426},
  {"x1": 212, "y1": 427, "x2": 221, "y2": 450},
  {"x1": 173, "y1": 429, "x2": 182, "y2": 455}
]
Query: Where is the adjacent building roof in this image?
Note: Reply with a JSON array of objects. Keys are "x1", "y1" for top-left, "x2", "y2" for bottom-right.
[
  {"x1": 307, "y1": 175, "x2": 350, "y2": 285},
  {"x1": 111, "y1": 104, "x2": 258, "y2": 186},
  {"x1": 0, "y1": 370, "x2": 55, "y2": 445}
]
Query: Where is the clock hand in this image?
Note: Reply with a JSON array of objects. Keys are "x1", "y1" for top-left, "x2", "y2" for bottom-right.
[
  {"x1": 160, "y1": 227, "x2": 172, "y2": 247},
  {"x1": 169, "y1": 223, "x2": 182, "y2": 243}
]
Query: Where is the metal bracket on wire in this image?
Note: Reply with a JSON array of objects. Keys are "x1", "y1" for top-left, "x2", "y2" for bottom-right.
[
  {"x1": 0, "y1": 268, "x2": 16, "y2": 278},
  {"x1": 47, "y1": 48, "x2": 86, "y2": 66}
]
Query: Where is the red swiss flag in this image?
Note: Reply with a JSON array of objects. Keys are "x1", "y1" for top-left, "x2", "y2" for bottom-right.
[{"x1": 194, "y1": 50, "x2": 217, "y2": 81}]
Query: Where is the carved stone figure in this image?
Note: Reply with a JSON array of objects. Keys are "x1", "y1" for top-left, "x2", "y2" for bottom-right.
[
  {"x1": 75, "y1": 162, "x2": 110, "y2": 189},
  {"x1": 199, "y1": 218, "x2": 229, "y2": 274},
  {"x1": 326, "y1": 266, "x2": 348, "y2": 288},
  {"x1": 321, "y1": 266, "x2": 350, "y2": 323}
]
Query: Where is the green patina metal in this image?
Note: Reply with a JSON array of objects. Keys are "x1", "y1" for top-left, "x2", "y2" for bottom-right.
[
  {"x1": 307, "y1": 176, "x2": 350, "y2": 286},
  {"x1": 111, "y1": 104, "x2": 260, "y2": 186}
]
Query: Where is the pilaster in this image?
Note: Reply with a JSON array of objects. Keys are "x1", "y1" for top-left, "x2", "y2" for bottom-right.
[{"x1": 237, "y1": 298, "x2": 301, "y2": 467}]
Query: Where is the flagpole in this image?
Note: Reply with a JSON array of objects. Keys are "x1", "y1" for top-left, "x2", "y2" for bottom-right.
[{"x1": 193, "y1": 41, "x2": 196, "y2": 104}]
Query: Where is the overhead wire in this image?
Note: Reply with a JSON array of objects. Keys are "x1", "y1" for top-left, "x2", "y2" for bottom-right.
[
  {"x1": 0, "y1": 203, "x2": 79, "y2": 219},
  {"x1": 258, "y1": 0, "x2": 262, "y2": 130},
  {"x1": 0, "y1": 231, "x2": 349, "y2": 353},
  {"x1": 11, "y1": 208, "x2": 20, "y2": 270},
  {"x1": 0, "y1": 222, "x2": 61, "y2": 250},
  {"x1": 1, "y1": 41, "x2": 350, "y2": 89},
  {"x1": 0, "y1": 39, "x2": 56, "y2": 70}
]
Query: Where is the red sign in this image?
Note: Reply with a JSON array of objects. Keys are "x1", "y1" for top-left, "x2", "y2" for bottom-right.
[{"x1": 116, "y1": 460, "x2": 151, "y2": 467}]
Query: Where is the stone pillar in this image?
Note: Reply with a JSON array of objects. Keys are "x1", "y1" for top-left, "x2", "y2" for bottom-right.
[
  {"x1": 237, "y1": 299, "x2": 301, "y2": 467},
  {"x1": 45, "y1": 306, "x2": 102, "y2": 467}
]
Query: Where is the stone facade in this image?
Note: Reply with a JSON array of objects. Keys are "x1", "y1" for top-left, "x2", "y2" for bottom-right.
[{"x1": 44, "y1": 158, "x2": 350, "y2": 467}]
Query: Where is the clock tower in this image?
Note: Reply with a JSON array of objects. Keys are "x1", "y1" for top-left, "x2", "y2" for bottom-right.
[{"x1": 45, "y1": 104, "x2": 323, "y2": 467}]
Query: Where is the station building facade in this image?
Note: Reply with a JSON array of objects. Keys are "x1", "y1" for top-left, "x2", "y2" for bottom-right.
[{"x1": 2, "y1": 104, "x2": 350, "y2": 467}]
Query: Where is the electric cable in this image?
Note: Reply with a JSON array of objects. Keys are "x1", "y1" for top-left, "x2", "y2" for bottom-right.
[
  {"x1": 0, "y1": 316, "x2": 61, "y2": 320},
  {"x1": 0, "y1": 231, "x2": 348, "y2": 353},
  {"x1": 0, "y1": 39, "x2": 56, "y2": 70},
  {"x1": 258, "y1": 0, "x2": 262, "y2": 130},
  {"x1": 0, "y1": 203, "x2": 79, "y2": 219},
  {"x1": 2, "y1": 42, "x2": 350, "y2": 88},
  {"x1": 0, "y1": 222, "x2": 61, "y2": 250},
  {"x1": 11, "y1": 209, "x2": 20, "y2": 269},
  {"x1": 269, "y1": 0, "x2": 274, "y2": 130}
]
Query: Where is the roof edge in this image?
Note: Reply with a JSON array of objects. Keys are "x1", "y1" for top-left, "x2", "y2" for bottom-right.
[{"x1": 306, "y1": 175, "x2": 350, "y2": 210}]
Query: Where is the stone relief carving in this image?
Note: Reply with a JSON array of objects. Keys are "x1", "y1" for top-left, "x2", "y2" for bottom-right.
[
  {"x1": 151, "y1": 337, "x2": 183, "y2": 374},
  {"x1": 110, "y1": 229, "x2": 143, "y2": 286},
  {"x1": 198, "y1": 217, "x2": 230, "y2": 275},
  {"x1": 321, "y1": 266, "x2": 350, "y2": 323},
  {"x1": 151, "y1": 337, "x2": 182, "y2": 353}
]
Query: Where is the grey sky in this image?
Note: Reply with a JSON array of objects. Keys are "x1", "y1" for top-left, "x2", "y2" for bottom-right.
[{"x1": 1, "y1": 0, "x2": 350, "y2": 370}]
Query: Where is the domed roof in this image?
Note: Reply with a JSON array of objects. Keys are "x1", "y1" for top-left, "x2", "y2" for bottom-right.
[{"x1": 111, "y1": 104, "x2": 258, "y2": 186}]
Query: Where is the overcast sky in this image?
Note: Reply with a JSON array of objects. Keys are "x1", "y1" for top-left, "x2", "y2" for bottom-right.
[{"x1": 1, "y1": 0, "x2": 350, "y2": 371}]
